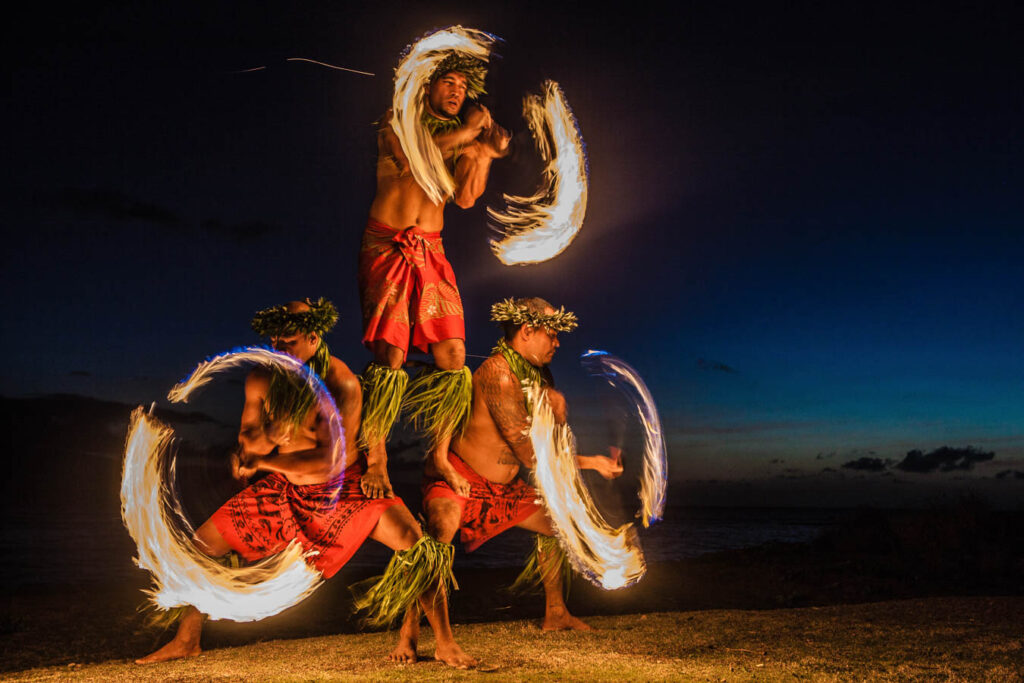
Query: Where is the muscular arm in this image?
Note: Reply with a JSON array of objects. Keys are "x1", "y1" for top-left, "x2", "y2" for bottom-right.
[
  {"x1": 378, "y1": 109, "x2": 409, "y2": 175},
  {"x1": 479, "y1": 359, "x2": 535, "y2": 468},
  {"x1": 432, "y1": 103, "x2": 492, "y2": 154},
  {"x1": 237, "y1": 371, "x2": 280, "y2": 458},
  {"x1": 236, "y1": 362, "x2": 354, "y2": 481},
  {"x1": 453, "y1": 123, "x2": 510, "y2": 208}
]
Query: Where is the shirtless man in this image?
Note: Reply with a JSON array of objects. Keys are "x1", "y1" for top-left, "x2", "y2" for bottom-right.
[
  {"x1": 137, "y1": 299, "x2": 473, "y2": 668},
  {"x1": 358, "y1": 52, "x2": 510, "y2": 502},
  {"x1": 399, "y1": 297, "x2": 621, "y2": 649}
]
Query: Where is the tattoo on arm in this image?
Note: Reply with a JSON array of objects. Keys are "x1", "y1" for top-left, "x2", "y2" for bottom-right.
[{"x1": 479, "y1": 359, "x2": 534, "y2": 467}]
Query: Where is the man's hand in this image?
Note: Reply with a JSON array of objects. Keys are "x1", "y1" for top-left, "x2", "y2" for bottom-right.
[
  {"x1": 361, "y1": 461, "x2": 395, "y2": 499},
  {"x1": 578, "y1": 454, "x2": 624, "y2": 480},
  {"x1": 478, "y1": 122, "x2": 511, "y2": 159},
  {"x1": 463, "y1": 104, "x2": 493, "y2": 136},
  {"x1": 231, "y1": 449, "x2": 260, "y2": 483},
  {"x1": 264, "y1": 419, "x2": 292, "y2": 448},
  {"x1": 440, "y1": 466, "x2": 472, "y2": 498}
]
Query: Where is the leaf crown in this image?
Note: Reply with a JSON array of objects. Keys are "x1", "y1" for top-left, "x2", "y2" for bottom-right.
[
  {"x1": 489, "y1": 298, "x2": 578, "y2": 333},
  {"x1": 250, "y1": 298, "x2": 338, "y2": 337}
]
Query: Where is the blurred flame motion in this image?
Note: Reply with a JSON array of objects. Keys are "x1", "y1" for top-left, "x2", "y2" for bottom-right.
[
  {"x1": 392, "y1": 26, "x2": 494, "y2": 206},
  {"x1": 527, "y1": 386, "x2": 645, "y2": 590},
  {"x1": 581, "y1": 350, "x2": 667, "y2": 527},
  {"x1": 120, "y1": 347, "x2": 344, "y2": 621},
  {"x1": 488, "y1": 81, "x2": 588, "y2": 265}
]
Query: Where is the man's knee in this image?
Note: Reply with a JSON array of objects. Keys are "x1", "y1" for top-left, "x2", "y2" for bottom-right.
[
  {"x1": 194, "y1": 519, "x2": 232, "y2": 558},
  {"x1": 372, "y1": 341, "x2": 404, "y2": 370},
  {"x1": 374, "y1": 505, "x2": 424, "y2": 551},
  {"x1": 425, "y1": 498, "x2": 462, "y2": 543},
  {"x1": 431, "y1": 339, "x2": 465, "y2": 371}
]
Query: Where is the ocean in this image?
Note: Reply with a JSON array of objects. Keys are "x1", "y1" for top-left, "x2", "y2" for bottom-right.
[{"x1": 1, "y1": 505, "x2": 849, "y2": 587}]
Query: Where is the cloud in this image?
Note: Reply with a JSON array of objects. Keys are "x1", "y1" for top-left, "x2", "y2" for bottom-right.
[
  {"x1": 696, "y1": 358, "x2": 737, "y2": 373},
  {"x1": 53, "y1": 187, "x2": 181, "y2": 225},
  {"x1": 45, "y1": 187, "x2": 283, "y2": 243},
  {"x1": 995, "y1": 469, "x2": 1024, "y2": 480},
  {"x1": 894, "y1": 446, "x2": 995, "y2": 474},
  {"x1": 841, "y1": 457, "x2": 889, "y2": 472}
]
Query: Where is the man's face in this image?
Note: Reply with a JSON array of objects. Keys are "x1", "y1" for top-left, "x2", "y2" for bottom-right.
[
  {"x1": 523, "y1": 308, "x2": 561, "y2": 366},
  {"x1": 270, "y1": 333, "x2": 318, "y2": 363},
  {"x1": 427, "y1": 71, "x2": 468, "y2": 118},
  {"x1": 534, "y1": 327, "x2": 560, "y2": 366}
]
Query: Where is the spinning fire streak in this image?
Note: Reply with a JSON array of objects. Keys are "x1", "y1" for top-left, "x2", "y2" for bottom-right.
[
  {"x1": 527, "y1": 352, "x2": 666, "y2": 590},
  {"x1": 581, "y1": 350, "x2": 667, "y2": 527},
  {"x1": 120, "y1": 347, "x2": 343, "y2": 621},
  {"x1": 488, "y1": 81, "x2": 589, "y2": 265}
]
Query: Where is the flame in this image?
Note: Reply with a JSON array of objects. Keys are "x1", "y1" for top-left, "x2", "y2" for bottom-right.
[
  {"x1": 392, "y1": 26, "x2": 495, "y2": 206},
  {"x1": 581, "y1": 351, "x2": 667, "y2": 527},
  {"x1": 488, "y1": 81, "x2": 588, "y2": 265},
  {"x1": 120, "y1": 347, "x2": 345, "y2": 621},
  {"x1": 527, "y1": 386, "x2": 646, "y2": 590}
]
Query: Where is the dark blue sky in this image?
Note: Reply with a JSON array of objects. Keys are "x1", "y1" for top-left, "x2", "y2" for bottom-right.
[{"x1": 6, "y1": 2, "x2": 1022, "y2": 505}]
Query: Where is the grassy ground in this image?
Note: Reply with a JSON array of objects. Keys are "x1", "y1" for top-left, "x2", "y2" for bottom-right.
[{"x1": 5, "y1": 597, "x2": 1022, "y2": 682}]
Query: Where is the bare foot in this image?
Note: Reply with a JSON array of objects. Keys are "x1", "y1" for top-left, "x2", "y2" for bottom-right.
[
  {"x1": 434, "y1": 641, "x2": 478, "y2": 669},
  {"x1": 388, "y1": 640, "x2": 418, "y2": 664},
  {"x1": 135, "y1": 638, "x2": 201, "y2": 664},
  {"x1": 388, "y1": 604, "x2": 420, "y2": 664},
  {"x1": 542, "y1": 606, "x2": 592, "y2": 631}
]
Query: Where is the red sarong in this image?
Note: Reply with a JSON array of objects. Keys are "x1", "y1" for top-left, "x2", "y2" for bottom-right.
[
  {"x1": 211, "y1": 461, "x2": 402, "y2": 578},
  {"x1": 422, "y1": 452, "x2": 542, "y2": 552},
  {"x1": 358, "y1": 218, "x2": 465, "y2": 357}
]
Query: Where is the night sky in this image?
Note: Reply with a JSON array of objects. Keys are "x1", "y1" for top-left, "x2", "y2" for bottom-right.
[{"x1": 6, "y1": 2, "x2": 1022, "y2": 506}]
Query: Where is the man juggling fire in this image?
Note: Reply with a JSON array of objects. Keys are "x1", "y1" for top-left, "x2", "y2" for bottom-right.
[{"x1": 137, "y1": 299, "x2": 474, "y2": 668}]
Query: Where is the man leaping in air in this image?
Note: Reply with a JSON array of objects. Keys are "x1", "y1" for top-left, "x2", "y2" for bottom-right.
[
  {"x1": 358, "y1": 49, "x2": 510, "y2": 501},
  {"x1": 137, "y1": 299, "x2": 474, "y2": 668},
  {"x1": 393, "y1": 297, "x2": 623, "y2": 656}
]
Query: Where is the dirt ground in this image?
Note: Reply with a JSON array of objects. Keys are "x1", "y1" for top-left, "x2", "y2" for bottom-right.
[{"x1": 5, "y1": 597, "x2": 1022, "y2": 682}]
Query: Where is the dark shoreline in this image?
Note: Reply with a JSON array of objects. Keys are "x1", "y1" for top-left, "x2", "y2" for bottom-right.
[{"x1": 5, "y1": 502, "x2": 1022, "y2": 675}]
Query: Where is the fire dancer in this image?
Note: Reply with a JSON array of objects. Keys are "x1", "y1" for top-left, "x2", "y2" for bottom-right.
[
  {"x1": 137, "y1": 299, "x2": 474, "y2": 668},
  {"x1": 358, "y1": 49, "x2": 510, "y2": 503},
  {"x1": 395, "y1": 297, "x2": 622, "y2": 649}
]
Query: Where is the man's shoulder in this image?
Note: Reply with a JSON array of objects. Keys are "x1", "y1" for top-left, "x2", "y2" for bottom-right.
[
  {"x1": 245, "y1": 367, "x2": 272, "y2": 391},
  {"x1": 475, "y1": 354, "x2": 515, "y2": 386},
  {"x1": 325, "y1": 357, "x2": 360, "y2": 393}
]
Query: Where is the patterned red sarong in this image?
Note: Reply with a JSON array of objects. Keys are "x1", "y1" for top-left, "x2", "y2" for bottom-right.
[
  {"x1": 211, "y1": 461, "x2": 402, "y2": 578},
  {"x1": 422, "y1": 451, "x2": 542, "y2": 552},
  {"x1": 358, "y1": 218, "x2": 465, "y2": 357}
]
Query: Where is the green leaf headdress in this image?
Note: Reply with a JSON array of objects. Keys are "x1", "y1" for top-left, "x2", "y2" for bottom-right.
[
  {"x1": 490, "y1": 297, "x2": 579, "y2": 333},
  {"x1": 250, "y1": 298, "x2": 338, "y2": 338}
]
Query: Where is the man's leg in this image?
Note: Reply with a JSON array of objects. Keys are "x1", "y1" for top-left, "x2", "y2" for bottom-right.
[
  {"x1": 516, "y1": 510, "x2": 591, "y2": 631},
  {"x1": 359, "y1": 340, "x2": 408, "y2": 500},
  {"x1": 417, "y1": 338, "x2": 471, "y2": 495},
  {"x1": 135, "y1": 519, "x2": 233, "y2": 663},
  {"x1": 370, "y1": 503, "x2": 476, "y2": 668}
]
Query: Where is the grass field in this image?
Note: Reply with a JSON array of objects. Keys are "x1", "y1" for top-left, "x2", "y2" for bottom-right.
[{"x1": 5, "y1": 597, "x2": 1021, "y2": 682}]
